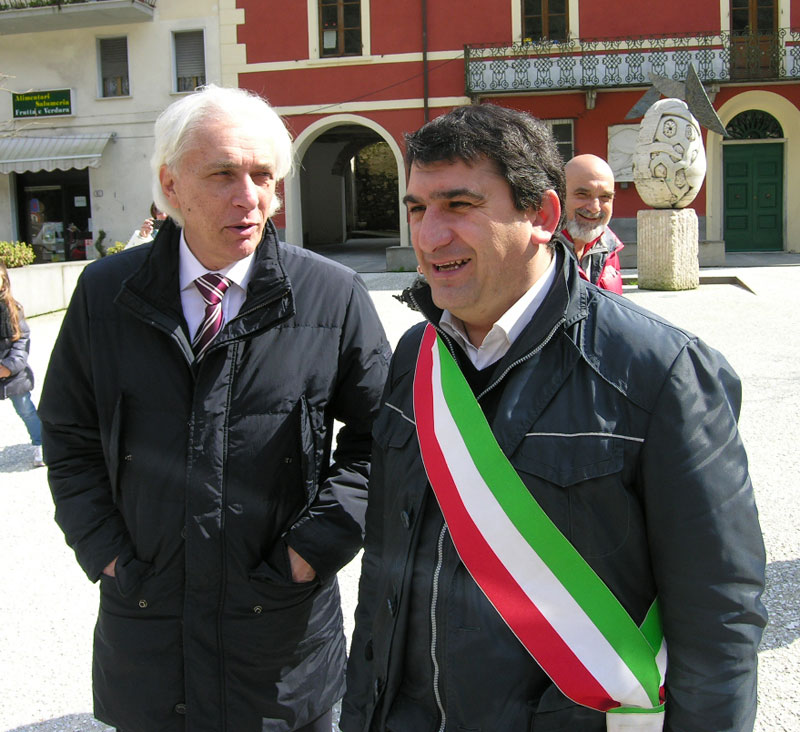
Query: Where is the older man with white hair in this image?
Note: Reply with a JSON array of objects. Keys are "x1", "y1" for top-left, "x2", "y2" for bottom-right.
[
  {"x1": 40, "y1": 85, "x2": 390, "y2": 732},
  {"x1": 562, "y1": 153, "x2": 625, "y2": 294}
]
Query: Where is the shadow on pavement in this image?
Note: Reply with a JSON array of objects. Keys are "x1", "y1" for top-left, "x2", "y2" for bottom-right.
[
  {"x1": 0, "y1": 443, "x2": 39, "y2": 474},
  {"x1": 759, "y1": 558, "x2": 800, "y2": 652},
  {"x1": 6, "y1": 713, "x2": 111, "y2": 732}
]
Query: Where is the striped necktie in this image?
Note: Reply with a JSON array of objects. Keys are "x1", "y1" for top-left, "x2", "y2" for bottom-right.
[{"x1": 193, "y1": 273, "x2": 232, "y2": 359}]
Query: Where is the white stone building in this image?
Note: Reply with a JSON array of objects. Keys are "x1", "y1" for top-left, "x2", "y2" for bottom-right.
[{"x1": 0, "y1": 0, "x2": 226, "y2": 261}]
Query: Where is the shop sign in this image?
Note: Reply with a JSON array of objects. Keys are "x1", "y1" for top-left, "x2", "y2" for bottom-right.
[{"x1": 12, "y1": 89, "x2": 73, "y2": 118}]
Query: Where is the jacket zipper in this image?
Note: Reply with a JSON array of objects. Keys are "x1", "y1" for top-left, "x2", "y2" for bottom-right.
[
  {"x1": 430, "y1": 523, "x2": 448, "y2": 732},
  {"x1": 192, "y1": 290, "x2": 288, "y2": 729},
  {"x1": 410, "y1": 287, "x2": 567, "y2": 730},
  {"x1": 215, "y1": 339, "x2": 240, "y2": 730},
  {"x1": 476, "y1": 316, "x2": 566, "y2": 402}
]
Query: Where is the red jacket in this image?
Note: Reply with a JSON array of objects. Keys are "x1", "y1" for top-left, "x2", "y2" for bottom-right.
[{"x1": 562, "y1": 226, "x2": 625, "y2": 294}]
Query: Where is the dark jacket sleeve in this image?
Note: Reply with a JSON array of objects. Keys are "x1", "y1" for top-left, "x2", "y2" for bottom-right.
[
  {"x1": 1, "y1": 310, "x2": 35, "y2": 397},
  {"x1": 285, "y1": 273, "x2": 391, "y2": 581},
  {"x1": 1, "y1": 310, "x2": 31, "y2": 376},
  {"x1": 341, "y1": 323, "x2": 423, "y2": 732},
  {"x1": 640, "y1": 339, "x2": 766, "y2": 732},
  {"x1": 39, "y1": 274, "x2": 134, "y2": 582}
]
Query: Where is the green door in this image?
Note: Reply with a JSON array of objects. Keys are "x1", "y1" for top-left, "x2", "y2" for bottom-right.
[{"x1": 723, "y1": 143, "x2": 783, "y2": 251}]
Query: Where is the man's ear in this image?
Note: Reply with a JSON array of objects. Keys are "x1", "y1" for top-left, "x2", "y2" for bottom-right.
[
  {"x1": 528, "y1": 189, "x2": 561, "y2": 244},
  {"x1": 159, "y1": 165, "x2": 179, "y2": 209}
]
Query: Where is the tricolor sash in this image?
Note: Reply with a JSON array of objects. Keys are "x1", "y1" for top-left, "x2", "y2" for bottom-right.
[{"x1": 412, "y1": 324, "x2": 667, "y2": 730}]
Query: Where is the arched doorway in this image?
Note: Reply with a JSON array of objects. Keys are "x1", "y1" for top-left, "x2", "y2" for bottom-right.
[
  {"x1": 283, "y1": 118, "x2": 403, "y2": 271},
  {"x1": 299, "y1": 125, "x2": 400, "y2": 247},
  {"x1": 722, "y1": 110, "x2": 783, "y2": 251}
]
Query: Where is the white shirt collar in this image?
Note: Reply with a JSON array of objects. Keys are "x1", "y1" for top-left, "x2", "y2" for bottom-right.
[
  {"x1": 178, "y1": 230, "x2": 254, "y2": 294},
  {"x1": 439, "y1": 251, "x2": 557, "y2": 370}
]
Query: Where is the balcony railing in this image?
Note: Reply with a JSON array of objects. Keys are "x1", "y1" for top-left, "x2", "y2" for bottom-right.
[
  {"x1": 465, "y1": 29, "x2": 800, "y2": 96},
  {"x1": 0, "y1": 0, "x2": 156, "y2": 34},
  {"x1": 0, "y1": 0, "x2": 155, "y2": 8}
]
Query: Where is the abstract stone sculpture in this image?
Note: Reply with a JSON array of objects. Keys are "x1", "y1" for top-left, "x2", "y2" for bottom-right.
[{"x1": 633, "y1": 98, "x2": 706, "y2": 209}]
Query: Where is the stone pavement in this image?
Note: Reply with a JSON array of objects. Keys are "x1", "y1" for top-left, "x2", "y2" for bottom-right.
[{"x1": 1, "y1": 260, "x2": 798, "y2": 731}]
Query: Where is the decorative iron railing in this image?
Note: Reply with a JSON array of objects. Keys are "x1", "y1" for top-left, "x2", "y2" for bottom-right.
[
  {"x1": 0, "y1": 0, "x2": 156, "y2": 9},
  {"x1": 465, "y1": 29, "x2": 800, "y2": 95}
]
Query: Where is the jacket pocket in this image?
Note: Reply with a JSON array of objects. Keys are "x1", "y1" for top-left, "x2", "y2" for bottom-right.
[
  {"x1": 99, "y1": 548, "x2": 181, "y2": 614},
  {"x1": 384, "y1": 692, "x2": 439, "y2": 732},
  {"x1": 93, "y1": 607, "x2": 184, "y2": 730},
  {"x1": 530, "y1": 695, "x2": 605, "y2": 731},
  {"x1": 298, "y1": 394, "x2": 317, "y2": 508},
  {"x1": 223, "y1": 575, "x2": 342, "y2": 687},
  {"x1": 531, "y1": 683, "x2": 605, "y2": 730},
  {"x1": 250, "y1": 538, "x2": 321, "y2": 589},
  {"x1": 514, "y1": 433, "x2": 632, "y2": 558},
  {"x1": 372, "y1": 404, "x2": 421, "y2": 516},
  {"x1": 372, "y1": 401, "x2": 416, "y2": 451},
  {"x1": 107, "y1": 393, "x2": 123, "y2": 503}
]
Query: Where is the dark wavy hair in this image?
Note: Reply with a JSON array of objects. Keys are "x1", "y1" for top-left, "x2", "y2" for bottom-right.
[
  {"x1": 404, "y1": 104, "x2": 565, "y2": 226},
  {"x1": 0, "y1": 262, "x2": 21, "y2": 342}
]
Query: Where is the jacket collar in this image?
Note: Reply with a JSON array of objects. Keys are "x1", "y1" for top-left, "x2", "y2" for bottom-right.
[
  {"x1": 400, "y1": 238, "x2": 590, "y2": 358},
  {"x1": 562, "y1": 227, "x2": 609, "y2": 256},
  {"x1": 115, "y1": 218, "x2": 294, "y2": 360},
  {"x1": 399, "y1": 240, "x2": 593, "y2": 456}
]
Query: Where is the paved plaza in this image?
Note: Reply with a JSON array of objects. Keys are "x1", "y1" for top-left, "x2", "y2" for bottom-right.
[{"x1": 1, "y1": 260, "x2": 798, "y2": 731}]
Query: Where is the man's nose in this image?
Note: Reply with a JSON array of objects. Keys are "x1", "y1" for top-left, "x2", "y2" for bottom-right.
[
  {"x1": 232, "y1": 176, "x2": 260, "y2": 208},
  {"x1": 413, "y1": 209, "x2": 452, "y2": 253},
  {"x1": 584, "y1": 197, "x2": 601, "y2": 213}
]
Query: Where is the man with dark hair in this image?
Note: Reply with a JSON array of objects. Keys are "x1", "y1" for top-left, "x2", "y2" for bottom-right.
[
  {"x1": 403, "y1": 103, "x2": 566, "y2": 214},
  {"x1": 340, "y1": 104, "x2": 765, "y2": 732},
  {"x1": 40, "y1": 85, "x2": 390, "y2": 732}
]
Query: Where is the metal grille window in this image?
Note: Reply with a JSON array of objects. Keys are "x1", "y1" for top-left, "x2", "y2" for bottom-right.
[
  {"x1": 174, "y1": 31, "x2": 206, "y2": 92},
  {"x1": 99, "y1": 37, "x2": 129, "y2": 98},
  {"x1": 548, "y1": 119, "x2": 574, "y2": 162},
  {"x1": 523, "y1": 0, "x2": 568, "y2": 42},
  {"x1": 729, "y1": 0, "x2": 778, "y2": 78},
  {"x1": 319, "y1": 0, "x2": 362, "y2": 57},
  {"x1": 726, "y1": 110, "x2": 783, "y2": 139}
]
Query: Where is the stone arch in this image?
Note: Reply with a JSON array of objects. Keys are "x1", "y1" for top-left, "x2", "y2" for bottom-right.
[
  {"x1": 284, "y1": 115, "x2": 409, "y2": 250},
  {"x1": 706, "y1": 90, "x2": 800, "y2": 250}
]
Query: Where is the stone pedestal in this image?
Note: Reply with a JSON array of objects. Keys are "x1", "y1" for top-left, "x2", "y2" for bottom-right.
[{"x1": 637, "y1": 208, "x2": 699, "y2": 290}]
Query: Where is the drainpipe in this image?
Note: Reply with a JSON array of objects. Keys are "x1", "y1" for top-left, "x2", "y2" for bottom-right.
[{"x1": 422, "y1": 0, "x2": 430, "y2": 122}]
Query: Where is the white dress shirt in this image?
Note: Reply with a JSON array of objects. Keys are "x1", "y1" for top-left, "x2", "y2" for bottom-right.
[
  {"x1": 438, "y1": 252, "x2": 557, "y2": 370},
  {"x1": 178, "y1": 232, "x2": 255, "y2": 342}
]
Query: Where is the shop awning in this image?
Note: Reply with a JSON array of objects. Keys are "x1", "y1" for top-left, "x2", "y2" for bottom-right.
[{"x1": 0, "y1": 133, "x2": 112, "y2": 174}]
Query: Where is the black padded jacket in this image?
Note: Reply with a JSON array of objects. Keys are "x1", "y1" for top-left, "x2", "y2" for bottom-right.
[
  {"x1": 341, "y1": 245, "x2": 766, "y2": 732},
  {"x1": 41, "y1": 220, "x2": 391, "y2": 732}
]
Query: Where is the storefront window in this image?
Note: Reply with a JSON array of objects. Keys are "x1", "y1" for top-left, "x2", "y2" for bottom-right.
[{"x1": 16, "y1": 169, "x2": 91, "y2": 263}]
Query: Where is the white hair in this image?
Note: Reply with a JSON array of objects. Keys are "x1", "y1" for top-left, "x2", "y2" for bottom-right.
[{"x1": 151, "y1": 84, "x2": 293, "y2": 226}]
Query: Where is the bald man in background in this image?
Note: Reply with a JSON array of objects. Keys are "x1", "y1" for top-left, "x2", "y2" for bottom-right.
[{"x1": 562, "y1": 154, "x2": 624, "y2": 294}]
